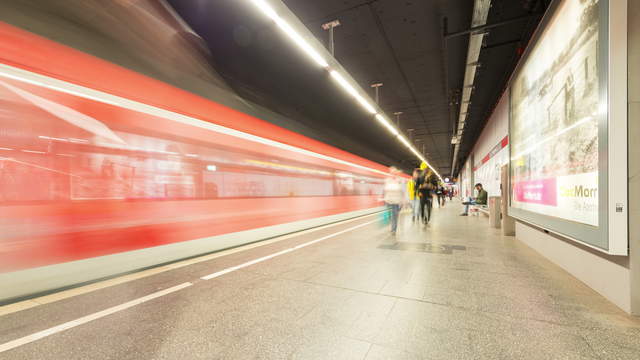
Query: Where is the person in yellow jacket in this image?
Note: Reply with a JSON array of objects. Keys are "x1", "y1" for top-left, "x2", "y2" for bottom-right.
[
  {"x1": 407, "y1": 168, "x2": 420, "y2": 221},
  {"x1": 416, "y1": 162, "x2": 435, "y2": 224}
]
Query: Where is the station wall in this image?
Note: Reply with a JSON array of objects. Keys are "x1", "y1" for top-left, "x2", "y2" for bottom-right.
[
  {"x1": 463, "y1": 3, "x2": 639, "y2": 314},
  {"x1": 626, "y1": 0, "x2": 640, "y2": 315},
  {"x1": 459, "y1": 89, "x2": 509, "y2": 202},
  {"x1": 471, "y1": 93, "x2": 509, "y2": 199},
  {"x1": 516, "y1": 0, "x2": 638, "y2": 315}
]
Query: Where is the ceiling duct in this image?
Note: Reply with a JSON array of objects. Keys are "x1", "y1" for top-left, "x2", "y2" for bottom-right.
[{"x1": 451, "y1": 0, "x2": 491, "y2": 175}]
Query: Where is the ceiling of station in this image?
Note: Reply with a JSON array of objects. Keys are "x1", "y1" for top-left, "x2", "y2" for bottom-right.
[{"x1": 168, "y1": 0, "x2": 547, "y2": 175}]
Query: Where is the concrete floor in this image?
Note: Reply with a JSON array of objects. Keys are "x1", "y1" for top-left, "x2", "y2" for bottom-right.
[{"x1": 1, "y1": 200, "x2": 639, "y2": 359}]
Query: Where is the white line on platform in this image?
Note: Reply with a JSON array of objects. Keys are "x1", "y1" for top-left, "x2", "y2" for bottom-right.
[
  {"x1": 0, "y1": 217, "x2": 378, "y2": 353},
  {"x1": 0, "y1": 282, "x2": 192, "y2": 354},
  {"x1": 201, "y1": 219, "x2": 376, "y2": 280}
]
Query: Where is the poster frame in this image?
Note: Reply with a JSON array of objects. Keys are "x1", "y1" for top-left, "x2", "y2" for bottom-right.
[{"x1": 507, "y1": 0, "x2": 628, "y2": 255}]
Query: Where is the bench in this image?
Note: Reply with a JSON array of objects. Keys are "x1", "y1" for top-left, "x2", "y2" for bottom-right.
[{"x1": 469, "y1": 204, "x2": 489, "y2": 216}]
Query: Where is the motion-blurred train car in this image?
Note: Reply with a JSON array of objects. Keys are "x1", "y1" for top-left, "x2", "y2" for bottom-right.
[{"x1": 0, "y1": 1, "x2": 395, "y2": 303}]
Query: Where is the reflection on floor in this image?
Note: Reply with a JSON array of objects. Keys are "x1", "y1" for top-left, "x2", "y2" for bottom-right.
[{"x1": 1, "y1": 200, "x2": 639, "y2": 359}]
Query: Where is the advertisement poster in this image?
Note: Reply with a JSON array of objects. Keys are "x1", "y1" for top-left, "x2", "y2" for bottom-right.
[{"x1": 510, "y1": 0, "x2": 599, "y2": 226}]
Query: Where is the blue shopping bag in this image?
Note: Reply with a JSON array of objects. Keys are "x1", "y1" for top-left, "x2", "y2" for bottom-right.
[{"x1": 379, "y1": 209, "x2": 390, "y2": 227}]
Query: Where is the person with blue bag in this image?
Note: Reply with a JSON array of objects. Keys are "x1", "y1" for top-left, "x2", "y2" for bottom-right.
[{"x1": 383, "y1": 166, "x2": 405, "y2": 235}]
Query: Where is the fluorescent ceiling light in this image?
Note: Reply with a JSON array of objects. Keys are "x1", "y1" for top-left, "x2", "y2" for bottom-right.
[
  {"x1": 273, "y1": 19, "x2": 329, "y2": 68},
  {"x1": 247, "y1": 0, "x2": 443, "y2": 180},
  {"x1": 329, "y1": 71, "x2": 357, "y2": 96},
  {"x1": 249, "y1": 0, "x2": 328, "y2": 68},
  {"x1": 397, "y1": 135, "x2": 411, "y2": 148},
  {"x1": 330, "y1": 71, "x2": 376, "y2": 114},
  {"x1": 374, "y1": 114, "x2": 398, "y2": 136},
  {"x1": 355, "y1": 94, "x2": 376, "y2": 114},
  {"x1": 248, "y1": 0, "x2": 278, "y2": 18}
]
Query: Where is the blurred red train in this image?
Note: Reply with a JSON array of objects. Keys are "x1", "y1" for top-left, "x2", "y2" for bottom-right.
[{"x1": 0, "y1": 2, "x2": 393, "y2": 302}]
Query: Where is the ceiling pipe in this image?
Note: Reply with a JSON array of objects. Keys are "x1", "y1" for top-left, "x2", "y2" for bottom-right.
[
  {"x1": 449, "y1": 0, "x2": 491, "y2": 175},
  {"x1": 444, "y1": 14, "x2": 533, "y2": 39}
]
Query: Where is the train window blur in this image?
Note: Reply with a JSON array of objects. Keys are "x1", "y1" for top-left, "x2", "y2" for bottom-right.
[
  {"x1": 0, "y1": 79, "x2": 383, "y2": 203},
  {"x1": 0, "y1": 0, "x2": 389, "y2": 279}
]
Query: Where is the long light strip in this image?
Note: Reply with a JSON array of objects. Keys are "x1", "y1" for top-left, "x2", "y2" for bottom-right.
[
  {"x1": 247, "y1": 0, "x2": 443, "y2": 181},
  {"x1": 329, "y1": 71, "x2": 376, "y2": 114},
  {"x1": 374, "y1": 114, "x2": 398, "y2": 135},
  {"x1": 250, "y1": 0, "x2": 328, "y2": 68},
  {"x1": 397, "y1": 135, "x2": 411, "y2": 148}
]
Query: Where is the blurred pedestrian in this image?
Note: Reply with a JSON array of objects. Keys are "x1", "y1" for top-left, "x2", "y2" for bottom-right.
[
  {"x1": 407, "y1": 168, "x2": 420, "y2": 222},
  {"x1": 384, "y1": 166, "x2": 404, "y2": 235},
  {"x1": 436, "y1": 185, "x2": 445, "y2": 207},
  {"x1": 417, "y1": 171, "x2": 433, "y2": 224}
]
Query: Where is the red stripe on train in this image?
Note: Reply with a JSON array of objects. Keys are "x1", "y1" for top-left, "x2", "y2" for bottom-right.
[
  {"x1": 1, "y1": 196, "x2": 381, "y2": 272},
  {"x1": 0, "y1": 22, "x2": 388, "y2": 174},
  {"x1": 0, "y1": 76, "x2": 383, "y2": 177},
  {"x1": 0, "y1": 22, "x2": 393, "y2": 273}
]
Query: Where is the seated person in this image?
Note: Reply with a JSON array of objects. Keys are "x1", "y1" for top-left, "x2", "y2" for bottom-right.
[{"x1": 460, "y1": 183, "x2": 487, "y2": 216}]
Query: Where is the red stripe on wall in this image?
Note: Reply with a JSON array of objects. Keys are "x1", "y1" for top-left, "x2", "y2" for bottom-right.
[
  {"x1": 475, "y1": 135, "x2": 509, "y2": 169},
  {"x1": 501, "y1": 135, "x2": 509, "y2": 148}
]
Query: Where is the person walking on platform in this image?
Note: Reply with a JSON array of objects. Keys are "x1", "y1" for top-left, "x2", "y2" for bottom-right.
[
  {"x1": 384, "y1": 167, "x2": 404, "y2": 235},
  {"x1": 460, "y1": 183, "x2": 487, "y2": 216},
  {"x1": 417, "y1": 170, "x2": 434, "y2": 224},
  {"x1": 407, "y1": 169, "x2": 420, "y2": 222},
  {"x1": 436, "y1": 185, "x2": 445, "y2": 207}
]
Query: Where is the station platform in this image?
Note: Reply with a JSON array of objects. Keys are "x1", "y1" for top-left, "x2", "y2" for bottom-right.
[{"x1": 1, "y1": 201, "x2": 639, "y2": 360}]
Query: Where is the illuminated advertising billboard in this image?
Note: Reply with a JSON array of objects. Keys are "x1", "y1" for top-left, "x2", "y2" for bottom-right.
[
  {"x1": 508, "y1": 0, "x2": 628, "y2": 254},
  {"x1": 511, "y1": 0, "x2": 599, "y2": 226}
]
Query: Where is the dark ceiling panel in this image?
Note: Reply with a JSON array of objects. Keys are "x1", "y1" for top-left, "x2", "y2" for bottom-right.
[{"x1": 168, "y1": 0, "x2": 544, "y2": 176}]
